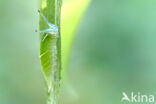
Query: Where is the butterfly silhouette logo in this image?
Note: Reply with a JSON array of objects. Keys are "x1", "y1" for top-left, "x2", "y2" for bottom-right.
[{"x1": 121, "y1": 92, "x2": 130, "y2": 102}]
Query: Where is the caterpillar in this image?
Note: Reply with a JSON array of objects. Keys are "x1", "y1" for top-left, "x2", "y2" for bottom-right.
[{"x1": 38, "y1": 9, "x2": 61, "y2": 104}]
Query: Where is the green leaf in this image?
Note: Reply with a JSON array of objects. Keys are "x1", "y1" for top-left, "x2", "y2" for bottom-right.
[
  {"x1": 39, "y1": 0, "x2": 90, "y2": 103},
  {"x1": 61, "y1": 0, "x2": 90, "y2": 81},
  {"x1": 39, "y1": 0, "x2": 62, "y2": 104}
]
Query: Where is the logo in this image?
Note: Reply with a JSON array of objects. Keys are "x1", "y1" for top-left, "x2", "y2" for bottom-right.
[{"x1": 121, "y1": 92, "x2": 154, "y2": 103}]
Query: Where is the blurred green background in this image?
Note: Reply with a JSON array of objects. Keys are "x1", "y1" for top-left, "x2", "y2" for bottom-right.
[{"x1": 1, "y1": 0, "x2": 156, "y2": 104}]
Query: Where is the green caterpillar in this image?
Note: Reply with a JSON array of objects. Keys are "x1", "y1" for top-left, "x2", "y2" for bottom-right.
[{"x1": 38, "y1": 0, "x2": 62, "y2": 104}]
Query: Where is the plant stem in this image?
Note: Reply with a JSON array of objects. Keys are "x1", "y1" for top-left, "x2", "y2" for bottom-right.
[{"x1": 39, "y1": 0, "x2": 62, "y2": 104}]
